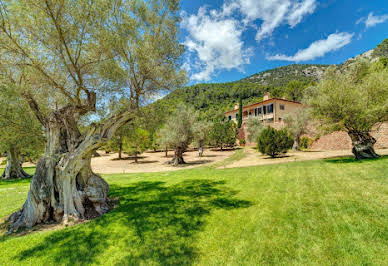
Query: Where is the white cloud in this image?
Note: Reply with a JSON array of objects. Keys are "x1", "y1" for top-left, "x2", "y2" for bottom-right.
[
  {"x1": 181, "y1": 7, "x2": 252, "y2": 81},
  {"x1": 223, "y1": 0, "x2": 317, "y2": 41},
  {"x1": 365, "y1": 12, "x2": 388, "y2": 28},
  {"x1": 182, "y1": 0, "x2": 318, "y2": 81},
  {"x1": 267, "y1": 32, "x2": 354, "y2": 62}
]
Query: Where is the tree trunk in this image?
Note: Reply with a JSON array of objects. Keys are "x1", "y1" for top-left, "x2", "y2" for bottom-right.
[
  {"x1": 292, "y1": 134, "x2": 301, "y2": 151},
  {"x1": 171, "y1": 146, "x2": 185, "y2": 166},
  {"x1": 348, "y1": 130, "x2": 379, "y2": 160},
  {"x1": 1, "y1": 146, "x2": 31, "y2": 180},
  {"x1": 118, "y1": 141, "x2": 123, "y2": 160},
  {"x1": 198, "y1": 140, "x2": 204, "y2": 157},
  {"x1": 165, "y1": 146, "x2": 168, "y2": 157},
  {"x1": 6, "y1": 109, "x2": 124, "y2": 233}
]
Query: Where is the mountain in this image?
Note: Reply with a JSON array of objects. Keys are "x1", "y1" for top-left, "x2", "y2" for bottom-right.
[
  {"x1": 153, "y1": 38, "x2": 388, "y2": 120},
  {"x1": 241, "y1": 64, "x2": 330, "y2": 88}
]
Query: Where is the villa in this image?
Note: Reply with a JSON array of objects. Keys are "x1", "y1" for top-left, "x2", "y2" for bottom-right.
[{"x1": 224, "y1": 92, "x2": 303, "y2": 127}]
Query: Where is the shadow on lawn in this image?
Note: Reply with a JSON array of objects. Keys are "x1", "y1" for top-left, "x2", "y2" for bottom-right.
[
  {"x1": 324, "y1": 155, "x2": 388, "y2": 164},
  {"x1": 13, "y1": 179, "x2": 251, "y2": 265}
]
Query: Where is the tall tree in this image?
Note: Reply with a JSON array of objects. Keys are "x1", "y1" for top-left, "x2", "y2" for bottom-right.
[
  {"x1": 0, "y1": 0, "x2": 185, "y2": 232},
  {"x1": 283, "y1": 108, "x2": 311, "y2": 151},
  {"x1": 237, "y1": 95, "x2": 243, "y2": 128},
  {"x1": 0, "y1": 84, "x2": 44, "y2": 179},
  {"x1": 307, "y1": 58, "x2": 388, "y2": 159}
]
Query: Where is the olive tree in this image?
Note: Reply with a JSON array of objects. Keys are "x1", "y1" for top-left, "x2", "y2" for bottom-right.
[
  {"x1": 246, "y1": 117, "x2": 264, "y2": 143},
  {"x1": 0, "y1": 0, "x2": 185, "y2": 232},
  {"x1": 0, "y1": 84, "x2": 44, "y2": 179},
  {"x1": 192, "y1": 120, "x2": 212, "y2": 157},
  {"x1": 158, "y1": 103, "x2": 199, "y2": 166},
  {"x1": 307, "y1": 58, "x2": 388, "y2": 159},
  {"x1": 283, "y1": 108, "x2": 311, "y2": 151},
  {"x1": 209, "y1": 120, "x2": 237, "y2": 150}
]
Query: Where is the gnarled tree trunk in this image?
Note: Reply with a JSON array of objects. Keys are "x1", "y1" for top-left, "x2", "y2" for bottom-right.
[
  {"x1": 171, "y1": 146, "x2": 185, "y2": 166},
  {"x1": 7, "y1": 106, "x2": 131, "y2": 233},
  {"x1": 1, "y1": 146, "x2": 31, "y2": 180},
  {"x1": 292, "y1": 134, "x2": 301, "y2": 151},
  {"x1": 348, "y1": 130, "x2": 379, "y2": 160}
]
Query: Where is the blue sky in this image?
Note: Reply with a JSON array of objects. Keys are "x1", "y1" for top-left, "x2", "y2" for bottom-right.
[{"x1": 179, "y1": 0, "x2": 388, "y2": 85}]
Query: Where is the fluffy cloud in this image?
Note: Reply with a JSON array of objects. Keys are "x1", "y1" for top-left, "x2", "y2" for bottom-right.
[
  {"x1": 181, "y1": 8, "x2": 251, "y2": 81},
  {"x1": 267, "y1": 32, "x2": 354, "y2": 62},
  {"x1": 364, "y1": 12, "x2": 388, "y2": 28},
  {"x1": 182, "y1": 0, "x2": 317, "y2": 81},
  {"x1": 224, "y1": 0, "x2": 317, "y2": 41}
]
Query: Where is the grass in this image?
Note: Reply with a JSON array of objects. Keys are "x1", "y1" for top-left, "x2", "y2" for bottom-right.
[{"x1": 0, "y1": 157, "x2": 387, "y2": 265}]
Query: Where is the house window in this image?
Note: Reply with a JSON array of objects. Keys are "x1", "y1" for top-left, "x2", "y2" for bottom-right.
[
  {"x1": 278, "y1": 117, "x2": 282, "y2": 122},
  {"x1": 254, "y1": 108, "x2": 257, "y2": 116},
  {"x1": 235, "y1": 113, "x2": 238, "y2": 119},
  {"x1": 268, "y1": 104, "x2": 274, "y2": 113},
  {"x1": 258, "y1": 107, "x2": 262, "y2": 114},
  {"x1": 249, "y1": 111, "x2": 252, "y2": 116},
  {"x1": 280, "y1": 104, "x2": 285, "y2": 110},
  {"x1": 228, "y1": 115, "x2": 232, "y2": 120},
  {"x1": 263, "y1": 106, "x2": 267, "y2": 114}
]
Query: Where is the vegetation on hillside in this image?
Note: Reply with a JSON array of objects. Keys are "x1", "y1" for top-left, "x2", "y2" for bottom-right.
[{"x1": 372, "y1": 38, "x2": 388, "y2": 58}]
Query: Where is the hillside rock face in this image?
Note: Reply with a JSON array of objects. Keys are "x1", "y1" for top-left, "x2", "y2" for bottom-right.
[{"x1": 244, "y1": 64, "x2": 330, "y2": 87}]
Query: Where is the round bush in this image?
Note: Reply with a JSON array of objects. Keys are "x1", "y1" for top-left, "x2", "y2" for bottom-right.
[{"x1": 257, "y1": 127, "x2": 293, "y2": 158}]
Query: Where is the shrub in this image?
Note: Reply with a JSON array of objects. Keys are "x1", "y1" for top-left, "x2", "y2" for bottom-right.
[
  {"x1": 257, "y1": 127, "x2": 293, "y2": 158},
  {"x1": 239, "y1": 139, "x2": 246, "y2": 145},
  {"x1": 300, "y1": 136, "x2": 314, "y2": 150}
]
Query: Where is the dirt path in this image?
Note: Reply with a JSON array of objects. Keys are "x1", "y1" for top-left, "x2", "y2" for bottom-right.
[
  {"x1": 1, "y1": 149, "x2": 234, "y2": 174},
  {"x1": 223, "y1": 147, "x2": 388, "y2": 169}
]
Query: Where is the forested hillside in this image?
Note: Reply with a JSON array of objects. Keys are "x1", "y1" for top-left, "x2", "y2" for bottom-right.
[{"x1": 152, "y1": 38, "x2": 388, "y2": 121}]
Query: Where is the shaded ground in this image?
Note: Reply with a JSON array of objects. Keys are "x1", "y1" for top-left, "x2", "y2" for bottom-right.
[{"x1": 224, "y1": 147, "x2": 388, "y2": 169}]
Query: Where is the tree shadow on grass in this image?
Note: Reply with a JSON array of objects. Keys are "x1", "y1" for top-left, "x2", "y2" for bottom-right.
[
  {"x1": 12, "y1": 179, "x2": 251, "y2": 265},
  {"x1": 324, "y1": 155, "x2": 388, "y2": 164}
]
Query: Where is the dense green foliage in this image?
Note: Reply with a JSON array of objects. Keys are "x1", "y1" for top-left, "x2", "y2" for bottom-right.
[
  {"x1": 257, "y1": 127, "x2": 293, "y2": 158},
  {"x1": 1, "y1": 157, "x2": 388, "y2": 264},
  {"x1": 123, "y1": 128, "x2": 151, "y2": 163},
  {"x1": 209, "y1": 120, "x2": 237, "y2": 149}
]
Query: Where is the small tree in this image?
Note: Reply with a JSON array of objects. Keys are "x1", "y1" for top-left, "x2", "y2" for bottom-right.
[
  {"x1": 307, "y1": 58, "x2": 388, "y2": 159},
  {"x1": 158, "y1": 103, "x2": 198, "y2": 166},
  {"x1": 283, "y1": 108, "x2": 311, "y2": 151},
  {"x1": 237, "y1": 95, "x2": 243, "y2": 128},
  {"x1": 257, "y1": 127, "x2": 293, "y2": 158},
  {"x1": 246, "y1": 117, "x2": 264, "y2": 143},
  {"x1": 192, "y1": 120, "x2": 212, "y2": 157},
  {"x1": 209, "y1": 120, "x2": 237, "y2": 150},
  {"x1": 0, "y1": 85, "x2": 44, "y2": 179},
  {"x1": 123, "y1": 128, "x2": 151, "y2": 163}
]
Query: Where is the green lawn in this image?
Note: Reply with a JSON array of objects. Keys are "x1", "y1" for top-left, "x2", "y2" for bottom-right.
[{"x1": 0, "y1": 157, "x2": 387, "y2": 265}]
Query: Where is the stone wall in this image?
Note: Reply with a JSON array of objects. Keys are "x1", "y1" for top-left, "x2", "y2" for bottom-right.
[{"x1": 311, "y1": 123, "x2": 388, "y2": 151}]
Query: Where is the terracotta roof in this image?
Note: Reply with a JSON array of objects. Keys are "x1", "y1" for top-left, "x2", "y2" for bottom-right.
[{"x1": 224, "y1": 98, "x2": 302, "y2": 114}]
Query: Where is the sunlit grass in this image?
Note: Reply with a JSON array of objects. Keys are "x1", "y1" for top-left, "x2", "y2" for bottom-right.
[{"x1": 0, "y1": 157, "x2": 387, "y2": 265}]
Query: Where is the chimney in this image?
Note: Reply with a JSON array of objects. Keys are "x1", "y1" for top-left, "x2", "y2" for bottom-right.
[
  {"x1": 234, "y1": 103, "x2": 239, "y2": 110},
  {"x1": 263, "y1": 92, "x2": 271, "y2": 101}
]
